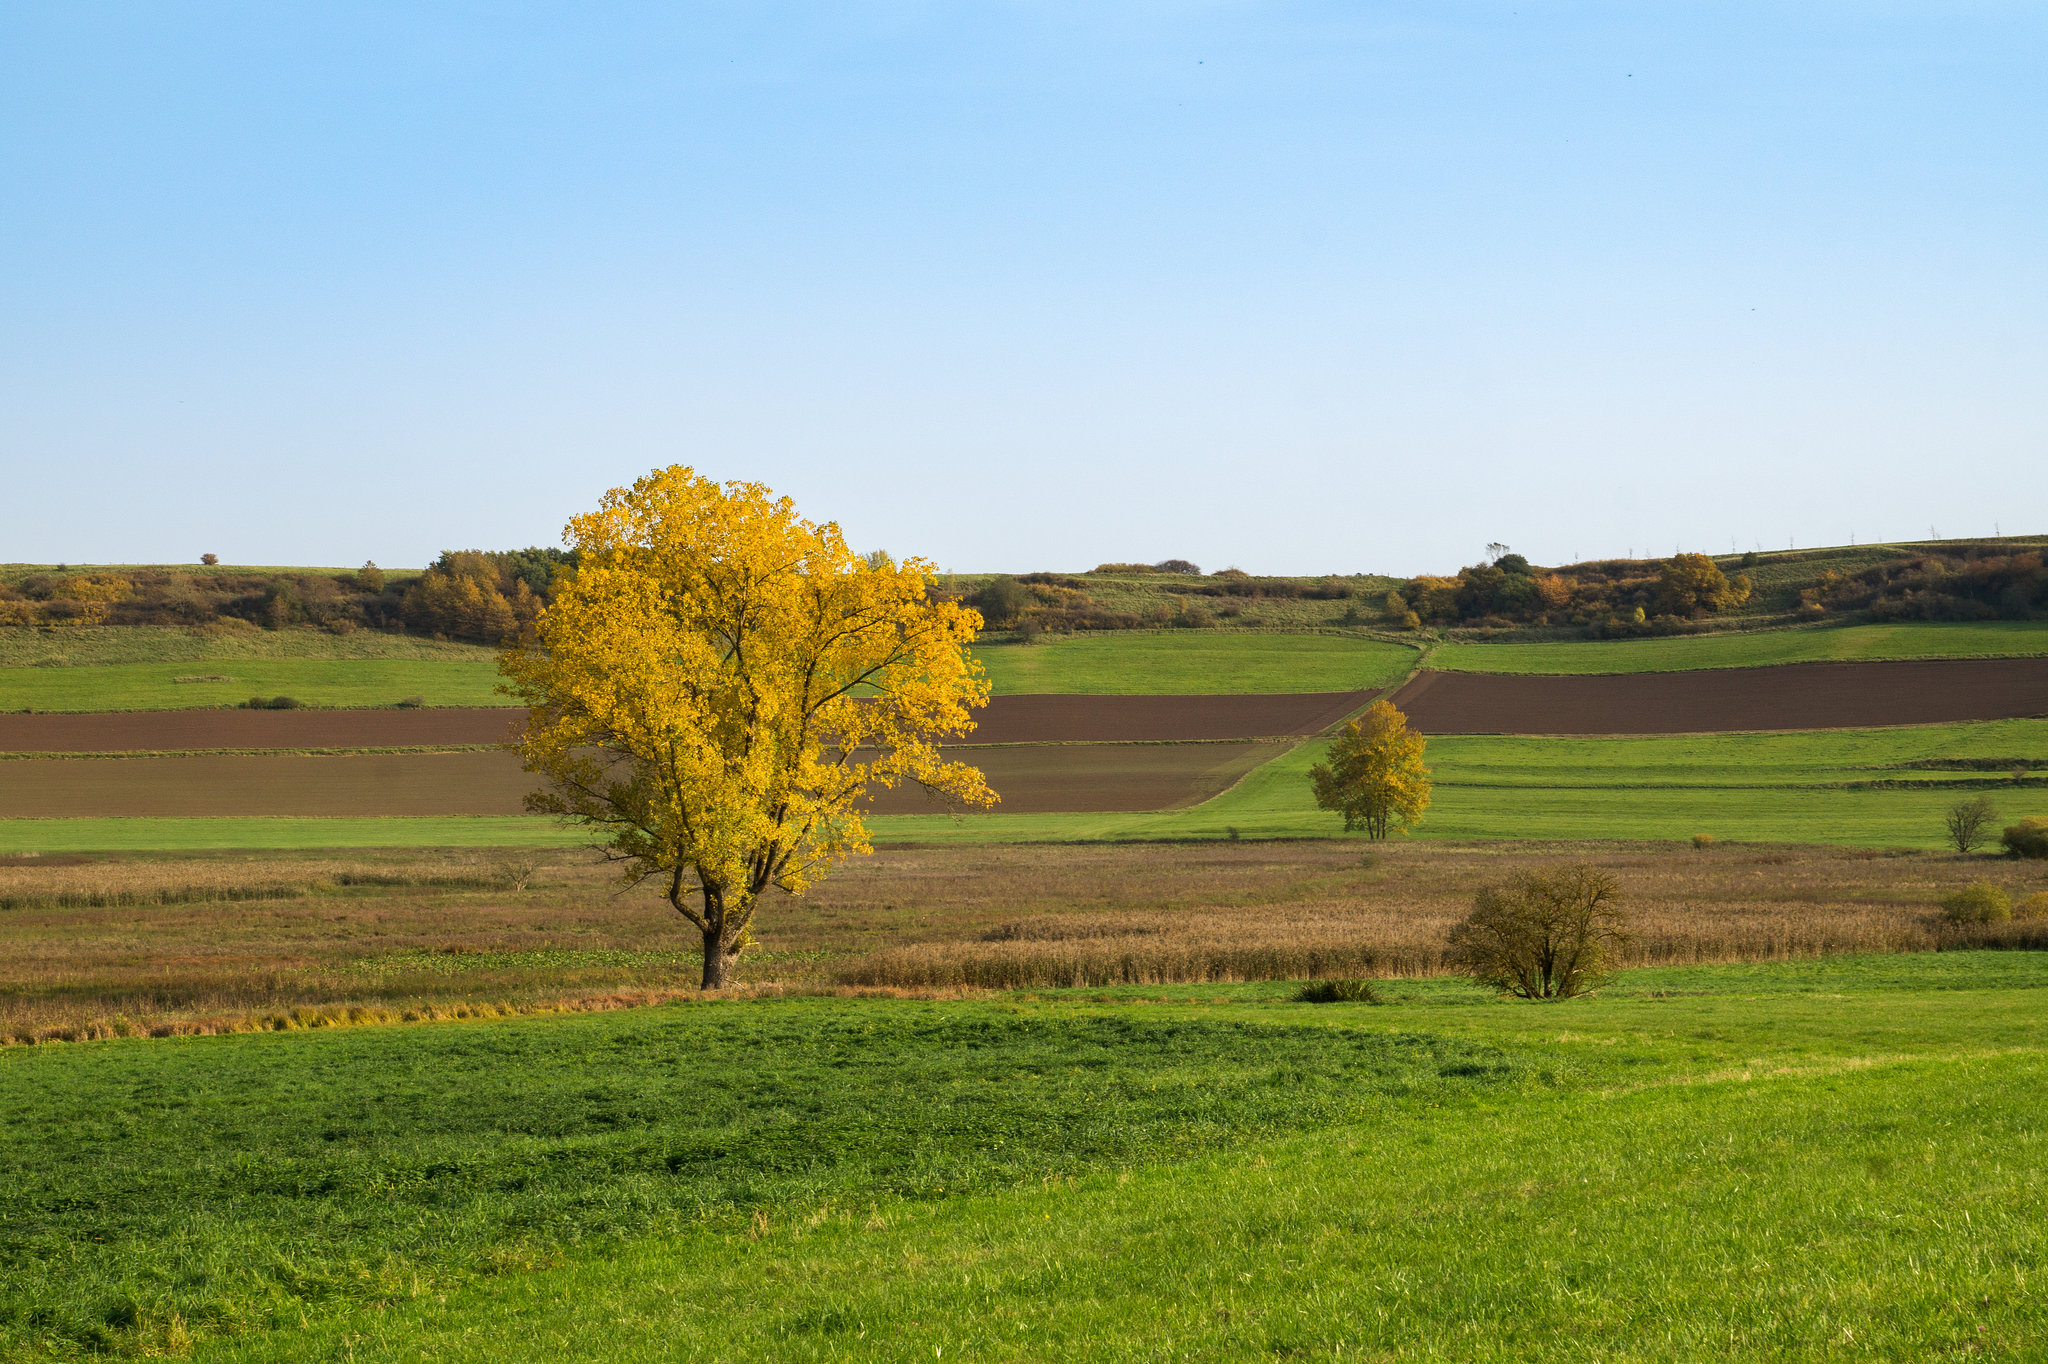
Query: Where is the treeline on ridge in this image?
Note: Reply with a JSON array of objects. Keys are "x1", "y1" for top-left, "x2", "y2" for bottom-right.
[
  {"x1": 0, "y1": 549, "x2": 575, "y2": 643},
  {"x1": 2, "y1": 541, "x2": 2042, "y2": 644},
  {"x1": 963, "y1": 543, "x2": 2048, "y2": 639}
]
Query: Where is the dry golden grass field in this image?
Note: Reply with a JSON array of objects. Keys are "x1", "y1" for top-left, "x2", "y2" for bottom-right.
[{"x1": 4, "y1": 839, "x2": 2044, "y2": 1044}]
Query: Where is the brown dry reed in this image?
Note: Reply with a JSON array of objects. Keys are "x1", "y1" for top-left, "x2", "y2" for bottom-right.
[{"x1": 4, "y1": 839, "x2": 2047, "y2": 1041}]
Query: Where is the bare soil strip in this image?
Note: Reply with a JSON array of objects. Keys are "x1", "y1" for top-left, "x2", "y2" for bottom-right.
[
  {"x1": 865, "y1": 741, "x2": 1286, "y2": 815},
  {"x1": 957, "y1": 692, "x2": 1370, "y2": 743},
  {"x1": 0, "y1": 693, "x2": 1368, "y2": 753},
  {"x1": 0, "y1": 743, "x2": 1287, "y2": 818},
  {"x1": 0, "y1": 708, "x2": 523, "y2": 752},
  {"x1": 1389, "y1": 657, "x2": 2048, "y2": 735},
  {"x1": 0, "y1": 753, "x2": 537, "y2": 817}
]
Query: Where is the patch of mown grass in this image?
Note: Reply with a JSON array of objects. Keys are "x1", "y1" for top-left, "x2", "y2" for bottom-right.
[
  {"x1": 0, "y1": 1003, "x2": 1536, "y2": 1357},
  {"x1": 1433, "y1": 620, "x2": 2048, "y2": 674}
]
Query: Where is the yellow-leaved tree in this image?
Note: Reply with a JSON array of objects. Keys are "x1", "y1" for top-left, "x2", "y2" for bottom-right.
[
  {"x1": 1657, "y1": 553, "x2": 1751, "y2": 616},
  {"x1": 499, "y1": 466, "x2": 995, "y2": 988},
  {"x1": 1308, "y1": 700, "x2": 1431, "y2": 839}
]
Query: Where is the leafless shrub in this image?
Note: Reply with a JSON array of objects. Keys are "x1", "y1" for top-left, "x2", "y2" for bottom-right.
[{"x1": 1945, "y1": 795, "x2": 1999, "y2": 854}]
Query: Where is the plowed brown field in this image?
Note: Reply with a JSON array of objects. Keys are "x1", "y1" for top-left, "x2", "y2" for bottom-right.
[
  {"x1": 0, "y1": 692, "x2": 1366, "y2": 753},
  {"x1": 0, "y1": 742, "x2": 1285, "y2": 818},
  {"x1": 0, "y1": 707, "x2": 522, "y2": 752},
  {"x1": 864, "y1": 742, "x2": 1285, "y2": 815},
  {"x1": 958, "y1": 692, "x2": 1368, "y2": 743},
  {"x1": 1388, "y1": 657, "x2": 2048, "y2": 735}
]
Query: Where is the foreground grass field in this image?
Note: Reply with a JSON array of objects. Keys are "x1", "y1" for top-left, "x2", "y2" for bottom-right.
[
  {"x1": 1433, "y1": 620, "x2": 2048, "y2": 674},
  {"x1": 4, "y1": 952, "x2": 2044, "y2": 1360}
]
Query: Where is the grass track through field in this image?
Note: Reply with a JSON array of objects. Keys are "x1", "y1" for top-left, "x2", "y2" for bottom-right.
[{"x1": 1434, "y1": 621, "x2": 2048, "y2": 675}]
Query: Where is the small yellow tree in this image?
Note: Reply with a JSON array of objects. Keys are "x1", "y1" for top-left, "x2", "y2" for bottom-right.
[
  {"x1": 1308, "y1": 700, "x2": 1431, "y2": 839},
  {"x1": 500, "y1": 467, "x2": 994, "y2": 988}
]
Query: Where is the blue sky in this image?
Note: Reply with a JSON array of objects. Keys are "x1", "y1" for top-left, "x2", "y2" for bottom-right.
[{"x1": 3, "y1": 2, "x2": 2043, "y2": 575}]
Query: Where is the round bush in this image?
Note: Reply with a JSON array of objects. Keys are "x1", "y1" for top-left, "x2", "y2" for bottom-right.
[
  {"x1": 2015, "y1": 892, "x2": 2048, "y2": 923},
  {"x1": 1941, "y1": 881, "x2": 2012, "y2": 925},
  {"x1": 2002, "y1": 817, "x2": 2048, "y2": 860}
]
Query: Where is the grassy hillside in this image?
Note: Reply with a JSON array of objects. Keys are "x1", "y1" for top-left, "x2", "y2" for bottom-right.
[
  {"x1": 0, "y1": 660, "x2": 507, "y2": 712},
  {"x1": 1713, "y1": 536, "x2": 2048, "y2": 614},
  {"x1": 0, "y1": 563, "x2": 413, "y2": 583},
  {"x1": 1434, "y1": 620, "x2": 2048, "y2": 674},
  {"x1": 0, "y1": 625, "x2": 491, "y2": 667},
  {"x1": 0, "y1": 628, "x2": 1420, "y2": 710},
  {"x1": 5, "y1": 954, "x2": 2044, "y2": 1360},
  {"x1": 0, "y1": 627, "x2": 506, "y2": 712},
  {"x1": 973, "y1": 632, "x2": 1416, "y2": 694}
]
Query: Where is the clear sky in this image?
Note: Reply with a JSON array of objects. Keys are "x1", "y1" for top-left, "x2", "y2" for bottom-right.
[{"x1": 3, "y1": 2, "x2": 2043, "y2": 576}]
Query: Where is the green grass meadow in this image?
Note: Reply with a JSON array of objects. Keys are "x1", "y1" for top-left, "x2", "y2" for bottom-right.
[
  {"x1": 0, "y1": 628, "x2": 1419, "y2": 711},
  {"x1": 3, "y1": 952, "x2": 2044, "y2": 1361},
  {"x1": 971, "y1": 631, "x2": 1418, "y2": 694},
  {"x1": 0, "y1": 626, "x2": 481, "y2": 669},
  {"x1": 1432, "y1": 621, "x2": 2048, "y2": 674},
  {"x1": 0, "y1": 660, "x2": 509, "y2": 713}
]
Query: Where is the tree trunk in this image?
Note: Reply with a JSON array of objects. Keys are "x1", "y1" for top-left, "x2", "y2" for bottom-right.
[
  {"x1": 691, "y1": 881, "x2": 736, "y2": 990},
  {"x1": 700, "y1": 924, "x2": 733, "y2": 990}
]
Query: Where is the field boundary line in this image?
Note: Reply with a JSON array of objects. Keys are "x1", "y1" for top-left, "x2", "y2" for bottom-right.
[
  {"x1": 0, "y1": 745, "x2": 501, "y2": 760},
  {"x1": 1164, "y1": 655, "x2": 1430, "y2": 823}
]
